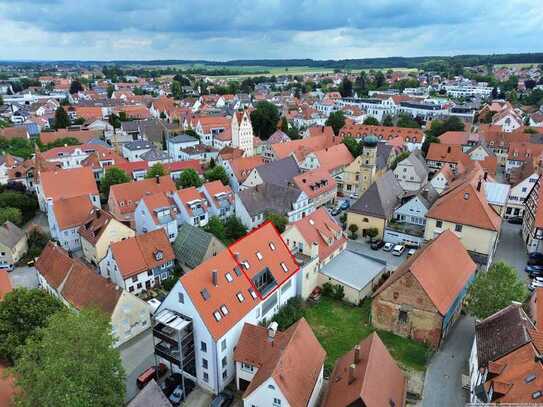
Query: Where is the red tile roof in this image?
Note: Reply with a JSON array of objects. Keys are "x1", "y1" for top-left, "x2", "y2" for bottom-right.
[
  {"x1": 229, "y1": 156, "x2": 265, "y2": 183},
  {"x1": 110, "y1": 229, "x2": 174, "y2": 279},
  {"x1": 0, "y1": 269, "x2": 12, "y2": 300},
  {"x1": 312, "y1": 143, "x2": 354, "y2": 172},
  {"x1": 374, "y1": 230, "x2": 476, "y2": 315},
  {"x1": 339, "y1": 124, "x2": 424, "y2": 143},
  {"x1": 40, "y1": 167, "x2": 98, "y2": 201},
  {"x1": 39, "y1": 129, "x2": 102, "y2": 145},
  {"x1": 52, "y1": 195, "x2": 95, "y2": 230},
  {"x1": 109, "y1": 176, "x2": 176, "y2": 215},
  {"x1": 323, "y1": 333, "x2": 407, "y2": 407},
  {"x1": 292, "y1": 169, "x2": 336, "y2": 199}
]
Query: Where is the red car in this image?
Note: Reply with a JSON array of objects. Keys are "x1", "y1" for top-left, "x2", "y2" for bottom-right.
[{"x1": 136, "y1": 363, "x2": 167, "y2": 389}]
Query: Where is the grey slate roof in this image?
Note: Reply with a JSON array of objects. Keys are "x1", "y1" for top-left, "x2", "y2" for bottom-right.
[
  {"x1": 0, "y1": 221, "x2": 26, "y2": 249},
  {"x1": 141, "y1": 149, "x2": 169, "y2": 161},
  {"x1": 127, "y1": 379, "x2": 171, "y2": 407},
  {"x1": 238, "y1": 183, "x2": 302, "y2": 217},
  {"x1": 376, "y1": 142, "x2": 393, "y2": 171},
  {"x1": 417, "y1": 183, "x2": 440, "y2": 209},
  {"x1": 124, "y1": 139, "x2": 153, "y2": 151},
  {"x1": 320, "y1": 250, "x2": 386, "y2": 290},
  {"x1": 349, "y1": 170, "x2": 404, "y2": 219},
  {"x1": 173, "y1": 223, "x2": 225, "y2": 270},
  {"x1": 169, "y1": 133, "x2": 198, "y2": 144},
  {"x1": 256, "y1": 156, "x2": 300, "y2": 187},
  {"x1": 403, "y1": 150, "x2": 429, "y2": 181}
]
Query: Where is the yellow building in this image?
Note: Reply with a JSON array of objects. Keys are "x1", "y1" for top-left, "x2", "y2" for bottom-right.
[{"x1": 79, "y1": 209, "x2": 135, "y2": 266}]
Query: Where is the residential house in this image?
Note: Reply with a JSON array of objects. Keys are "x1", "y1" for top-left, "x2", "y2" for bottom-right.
[
  {"x1": 99, "y1": 229, "x2": 175, "y2": 294},
  {"x1": 78, "y1": 208, "x2": 135, "y2": 266},
  {"x1": 201, "y1": 181, "x2": 235, "y2": 219},
  {"x1": 167, "y1": 134, "x2": 200, "y2": 160},
  {"x1": 240, "y1": 156, "x2": 300, "y2": 191},
  {"x1": 372, "y1": 230, "x2": 476, "y2": 348},
  {"x1": 172, "y1": 223, "x2": 226, "y2": 272},
  {"x1": 172, "y1": 186, "x2": 210, "y2": 227},
  {"x1": 505, "y1": 142, "x2": 543, "y2": 176},
  {"x1": 323, "y1": 333, "x2": 407, "y2": 407},
  {"x1": 425, "y1": 143, "x2": 470, "y2": 175},
  {"x1": 282, "y1": 207, "x2": 347, "y2": 299},
  {"x1": 393, "y1": 150, "x2": 429, "y2": 192},
  {"x1": 347, "y1": 170, "x2": 404, "y2": 240},
  {"x1": 292, "y1": 169, "x2": 337, "y2": 209},
  {"x1": 153, "y1": 222, "x2": 300, "y2": 394},
  {"x1": 234, "y1": 318, "x2": 326, "y2": 407},
  {"x1": 298, "y1": 143, "x2": 354, "y2": 179},
  {"x1": 177, "y1": 144, "x2": 219, "y2": 164},
  {"x1": 523, "y1": 174, "x2": 543, "y2": 253},
  {"x1": 135, "y1": 192, "x2": 178, "y2": 242},
  {"x1": 223, "y1": 156, "x2": 265, "y2": 192},
  {"x1": 235, "y1": 183, "x2": 313, "y2": 229},
  {"x1": 438, "y1": 131, "x2": 480, "y2": 152},
  {"x1": 492, "y1": 108, "x2": 523, "y2": 132},
  {"x1": 338, "y1": 123, "x2": 424, "y2": 151},
  {"x1": 122, "y1": 140, "x2": 155, "y2": 162},
  {"x1": 0, "y1": 221, "x2": 27, "y2": 268},
  {"x1": 108, "y1": 176, "x2": 176, "y2": 226},
  {"x1": 506, "y1": 163, "x2": 539, "y2": 218},
  {"x1": 36, "y1": 242, "x2": 154, "y2": 401},
  {"x1": 425, "y1": 171, "x2": 502, "y2": 267}
]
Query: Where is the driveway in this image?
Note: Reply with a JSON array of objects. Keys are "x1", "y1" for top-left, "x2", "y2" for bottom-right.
[
  {"x1": 8, "y1": 266, "x2": 38, "y2": 289},
  {"x1": 493, "y1": 221, "x2": 528, "y2": 282},
  {"x1": 422, "y1": 316, "x2": 474, "y2": 407},
  {"x1": 347, "y1": 239, "x2": 405, "y2": 270}
]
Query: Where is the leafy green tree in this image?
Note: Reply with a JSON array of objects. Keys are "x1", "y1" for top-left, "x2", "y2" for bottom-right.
[
  {"x1": 69, "y1": 80, "x2": 83, "y2": 94},
  {"x1": 100, "y1": 167, "x2": 130, "y2": 197},
  {"x1": 382, "y1": 115, "x2": 394, "y2": 126},
  {"x1": 224, "y1": 216, "x2": 247, "y2": 242},
  {"x1": 338, "y1": 77, "x2": 353, "y2": 97},
  {"x1": 26, "y1": 227, "x2": 49, "y2": 259},
  {"x1": 108, "y1": 113, "x2": 121, "y2": 129},
  {"x1": 366, "y1": 227, "x2": 379, "y2": 242},
  {"x1": 204, "y1": 216, "x2": 226, "y2": 242},
  {"x1": 363, "y1": 116, "x2": 380, "y2": 126},
  {"x1": 425, "y1": 116, "x2": 464, "y2": 141},
  {"x1": 325, "y1": 111, "x2": 346, "y2": 136},
  {"x1": 397, "y1": 113, "x2": 421, "y2": 129},
  {"x1": 342, "y1": 137, "x2": 361, "y2": 157},
  {"x1": 177, "y1": 169, "x2": 202, "y2": 189},
  {"x1": 250, "y1": 101, "x2": 280, "y2": 140},
  {"x1": 348, "y1": 224, "x2": 359, "y2": 239},
  {"x1": 145, "y1": 163, "x2": 167, "y2": 179},
  {"x1": 465, "y1": 262, "x2": 528, "y2": 319},
  {"x1": 40, "y1": 136, "x2": 81, "y2": 151},
  {"x1": 204, "y1": 165, "x2": 229, "y2": 185},
  {"x1": 0, "y1": 190, "x2": 38, "y2": 223},
  {"x1": 265, "y1": 212, "x2": 288, "y2": 233},
  {"x1": 0, "y1": 288, "x2": 64, "y2": 362},
  {"x1": 106, "y1": 84, "x2": 114, "y2": 99},
  {"x1": 279, "y1": 116, "x2": 289, "y2": 133},
  {"x1": 54, "y1": 106, "x2": 69, "y2": 129},
  {"x1": 14, "y1": 309, "x2": 125, "y2": 407},
  {"x1": 390, "y1": 151, "x2": 410, "y2": 170},
  {"x1": 0, "y1": 207, "x2": 22, "y2": 225},
  {"x1": 171, "y1": 80, "x2": 182, "y2": 99}
]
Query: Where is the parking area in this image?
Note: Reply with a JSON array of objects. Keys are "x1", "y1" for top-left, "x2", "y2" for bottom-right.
[
  {"x1": 347, "y1": 239, "x2": 407, "y2": 270},
  {"x1": 493, "y1": 221, "x2": 529, "y2": 282},
  {"x1": 8, "y1": 266, "x2": 39, "y2": 289}
]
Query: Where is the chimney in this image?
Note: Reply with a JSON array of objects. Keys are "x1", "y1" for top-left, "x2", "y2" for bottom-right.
[
  {"x1": 212, "y1": 270, "x2": 218, "y2": 286},
  {"x1": 484, "y1": 171, "x2": 488, "y2": 181},
  {"x1": 233, "y1": 252, "x2": 240, "y2": 262},
  {"x1": 267, "y1": 321, "x2": 278, "y2": 345},
  {"x1": 348, "y1": 364, "x2": 356, "y2": 384},
  {"x1": 354, "y1": 345, "x2": 361, "y2": 364},
  {"x1": 447, "y1": 146, "x2": 451, "y2": 153},
  {"x1": 477, "y1": 179, "x2": 482, "y2": 192},
  {"x1": 156, "y1": 175, "x2": 160, "y2": 184}
]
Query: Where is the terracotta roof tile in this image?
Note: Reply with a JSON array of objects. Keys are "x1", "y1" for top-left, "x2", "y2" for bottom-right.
[
  {"x1": 52, "y1": 195, "x2": 95, "y2": 230},
  {"x1": 40, "y1": 167, "x2": 98, "y2": 201}
]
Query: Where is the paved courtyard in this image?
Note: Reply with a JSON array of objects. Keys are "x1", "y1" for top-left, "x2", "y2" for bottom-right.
[
  {"x1": 8, "y1": 266, "x2": 39, "y2": 289},
  {"x1": 493, "y1": 221, "x2": 528, "y2": 282},
  {"x1": 347, "y1": 239, "x2": 406, "y2": 270}
]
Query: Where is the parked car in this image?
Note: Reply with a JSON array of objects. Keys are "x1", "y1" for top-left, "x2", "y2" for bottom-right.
[
  {"x1": 340, "y1": 200, "x2": 350, "y2": 210},
  {"x1": 529, "y1": 252, "x2": 543, "y2": 261},
  {"x1": 407, "y1": 248, "x2": 416, "y2": 257},
  {"x1": 370, "y1": 240, "x2": 385, "y2": 250},
  {"x1": 528, "y1": 269, "x2": 543, "y2": 278},
  {"x1": 331, "y1": 207, "x2": 341, "y2": 216},
  {"x1": 136, "y1": 363, "x2": 167, "y2": 389},
  {"x1": 169, "y1": 385, "x2": 184, "y2": 406},
  {"x1": 526, "y1": 264, "x2": 543, "y2": 274},
  {"x1": 507, "y1": 216, "x2": 523, "y2": 225},
  {"x1": 383, "y1": 242, "x2": 394, "y2": 252},
  {"x1": 210, "y1": 390, "x2": 234, "y2": 407},
  {"x1": 350, "y1": 193, "x2": 359, "y2": 199},
  {"x1": 0, "y1": 264, "x2": 14, "y2": 272},
  {"x1": 392, "y1": 244, "x2": 405, "y2": 256},
  {"x1": 529, "y1": 280, "x2": 543, "y2": 291}
]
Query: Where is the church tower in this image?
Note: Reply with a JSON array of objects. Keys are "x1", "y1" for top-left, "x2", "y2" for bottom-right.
[{"x1": 231, "y1": 109, "x2": 254, "y2": 157}]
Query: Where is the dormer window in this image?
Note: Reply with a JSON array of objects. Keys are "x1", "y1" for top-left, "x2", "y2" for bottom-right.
[
  {"x1": 220, "y1": 305, "x2": 229, "y2": 315},
  {"x1": 213, "y1": 311, "x2": 222, "y2": 321},
  {"x1": 249, "y1": 288, "x2": 257, "y2": 299},
  {"x1": 242, "y1": 261, "x2": 250, "y2": 270},
  {"x1": 225, "y1": 273, "x2": 233, "y2": 282},
  {"x1": 236, "y1": 292, "x2": 245, "y2": 302},
  {"x1": 154, "y1": 250, "x2": 164, "y2": 261},
  {"x1": 256, "y1": 251, "x2": 263, "y2": 261},
  {"x1": 280, "y1": 262, "x2": 288, "y2": 272},
  {"x1": 269, "y1": 242, "x2": 276, "y2": 251}
]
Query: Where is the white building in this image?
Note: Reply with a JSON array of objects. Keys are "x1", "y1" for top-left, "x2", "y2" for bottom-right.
[
  {"x1": 167, "y1": 134, "x2": 200, "y2": 161},
  {"x1": 172, "y1": 186, "x2": 210, "y2": 227},
  {"x1": 134, "y1": 192, "x2": 178, "y2": 242},
  {"x1": 231, "y1": 110, "x2": 254, "y2": 157}
]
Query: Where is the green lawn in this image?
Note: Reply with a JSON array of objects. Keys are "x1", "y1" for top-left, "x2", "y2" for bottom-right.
[{"x1": 304, "y1": 297, "x2": 431, "y2": 373}]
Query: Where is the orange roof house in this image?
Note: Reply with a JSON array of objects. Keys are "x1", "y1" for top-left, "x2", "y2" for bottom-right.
[
  {"x1": 372, "y1": 230, "x2": 476, "y2": 348},
  {"x1": 323, "y1": 333, "x2": 407, "y2": 407}
]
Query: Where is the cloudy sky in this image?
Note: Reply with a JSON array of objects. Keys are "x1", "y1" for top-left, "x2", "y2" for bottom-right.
[{"x1": 0, "y1": 0, "x2": 542, "y2": 61}]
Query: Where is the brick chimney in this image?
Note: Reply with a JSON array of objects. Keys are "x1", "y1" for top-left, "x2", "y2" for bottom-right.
[
  {"x1": 348, "y1": 363, "x2": 356, "y2": 384},
  {"x1": 354, "y1": 345, "x2": 361, "y2": 364},
  {"x1": 156, "y1": 175, "x2": 160, "y2": 184},
  {"x1": 212, "y1": 269, "x2": 218, "y2": 286}
]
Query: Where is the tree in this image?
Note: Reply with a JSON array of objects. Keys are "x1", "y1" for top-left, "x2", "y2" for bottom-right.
[
  {"x1": 342, "y1": 137, "x2": 361, "y2": 157},
  {"x1": 204, "y1": 165, "x2": 229, "y2": 185},
  {"x1": 145, "y1": 163, "x2": 167, "y2": 179},
  {"x1": 426, "y1": 116, "x2": 464, "y2": 140},
  {"x1": 325, "y1": 111, "x2": 346, "y2": 136},
  {"x1": 171, "y1": 80, "x2": 182, "y2": 99},
  {"x1": 279, "y1": 116, "x2": 289, "y2": 133},
  {"x1": 0, "y1": 190, "x2": 38, "y2": 224},
  {"x1": 491, "y1": 86, "x2": 498, "y2": 99},
  {"x1": 100, "y1": 167, "x2": 130, "y2": 197},
  {"x1": 0, "y1": 207, "x2": 22, "y2": 225},
  {"x1": 14, "y1": 309, "x2": 125, "y2": 407},
  {"x1": 338, "y1": 77, "x2": 353, "y2": 97},
  {"x1": 177, "y1": 169, "x2": 202, "y2": 189},
  {"x1": 224, "y1": 216, "x2": 247, "y2": 242},
  {"x1": 348, "y1": 224, "x2": 359, "y2": 239},
  {"x1": 250, "y1": 101, "x2": 280, "y2": 140},
  {"x1": 204, "y1": 216, "x2": 226, "y2": 242},
  {"x1": 106, "y1": 84, "x2": 114, "y2": 99},
  {"x1": 0, "y1": 288, "x2": 64, "y2": 362},
  {"x1": 363, "y1": 116, "x2": 380, "y2": 126},
  {"x1": 382, "y1": 115, "x2": 394, "y2": 126},
  {"x1": 465, "y1": 262, "x2": 528, "y2": 319},
  {"x1": 396, "y1": 113, "x2": 421, "y2": 129},
  {"x1": 54, "y1": 106, "x2": 69, "y2": 129},
  {"x1": 366, "y1": 227, "x2": 378, "y2": 242},
  {"x1": 26, "y1": 227, "x2": 49, "y2": 259},
  {"x1": 69, "y1": 80, "x2": 83, "y2": 94},
  {"x1": 108, "y1": 113, "x2": 121, "y2": 129},
  {"x1": 265, "y1": 212, "x2": 288, "y2": 233},
  {"x1": 184, "y1": 129, "x2": 199, "y2": 140}
]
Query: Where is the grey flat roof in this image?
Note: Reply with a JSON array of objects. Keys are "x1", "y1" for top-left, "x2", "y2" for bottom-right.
[{"x1": 320, "y1": 250, "x2": 386, "y2": 291}]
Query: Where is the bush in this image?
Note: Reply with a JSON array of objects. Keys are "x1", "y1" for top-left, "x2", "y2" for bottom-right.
[
  {"x1": 322, "y1": 283, "x2": 345, "y2": 301},
  {"x1": 348, "y1": 224, "x2": 359, "y2": 239},
  {"x1": 272, "y1": 297, "x2": 305, "y2": 331}
]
